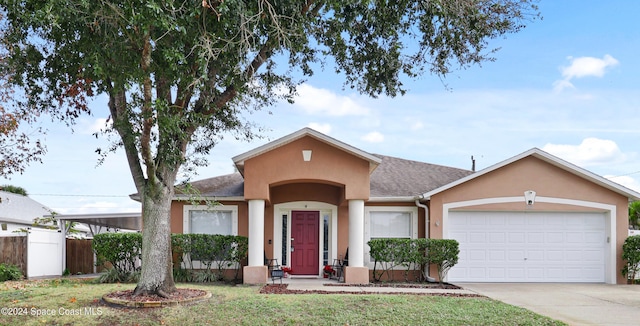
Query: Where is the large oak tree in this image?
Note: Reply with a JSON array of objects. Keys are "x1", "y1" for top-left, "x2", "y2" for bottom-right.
[{"x1": 0, "y1": 0, "x2": 539, "y2": 296}]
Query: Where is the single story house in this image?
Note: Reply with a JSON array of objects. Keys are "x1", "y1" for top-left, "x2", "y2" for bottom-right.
[
  {"x1": 0, "y1": 190, "x2": 56, "y2": 234},
  {"x1": 0, "y1": 191, "x2": 64, "y2": 278},
  {"x1": 167, "y1": 128, "x2": 640, "y2": 284}
]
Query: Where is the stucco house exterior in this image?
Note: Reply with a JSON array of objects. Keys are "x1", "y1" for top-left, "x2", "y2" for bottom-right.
[{"x1": 168, "y1": 128, "x2": 640, "y2": 284}]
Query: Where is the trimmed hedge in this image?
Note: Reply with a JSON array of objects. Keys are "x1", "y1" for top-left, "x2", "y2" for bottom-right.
[
  {"x1": 622, "y1": 235, "x2": 640, "y2": 283},
  {"x1": 92, "y1": 233, "x2": 142, "y2": 282},
  {"x1": 368, "y1": 238, "x2": 459, "y2": 283},
  {"x1": 93, "y1": 233, "x2": 248, "y2": 283},
  {"x1": 172, "y1": 233, "x2": 248, "y2": 282}
]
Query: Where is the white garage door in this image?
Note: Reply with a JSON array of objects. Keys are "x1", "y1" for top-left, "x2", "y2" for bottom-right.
[{"x1": 447, "y1": 211, "x2": 606, "y2": 283}]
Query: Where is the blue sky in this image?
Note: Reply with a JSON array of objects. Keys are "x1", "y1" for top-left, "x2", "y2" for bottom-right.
[{"x1": 3, "y1": 0, "x2": 640, "y2": 214}]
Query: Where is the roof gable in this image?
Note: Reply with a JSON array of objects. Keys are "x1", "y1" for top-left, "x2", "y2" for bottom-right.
[
  {"x1": 422, "y1": 148, "x2": 640, "y2": 200},
  {"x1": 232, "y1": 128, "x2": 382, "y2": 175}
]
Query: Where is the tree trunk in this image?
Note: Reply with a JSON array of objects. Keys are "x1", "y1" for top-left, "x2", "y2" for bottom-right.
[{"x1": 133, "y1": 184, "x2": 177, "y2": 297}]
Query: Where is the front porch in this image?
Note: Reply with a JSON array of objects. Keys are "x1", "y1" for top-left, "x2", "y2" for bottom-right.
[{"x1": 243, "y1": 198, "x2": 369, "y2": 285}]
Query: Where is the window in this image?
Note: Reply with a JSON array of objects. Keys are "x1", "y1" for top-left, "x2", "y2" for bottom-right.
[
  {"x1": 183, "y1": 205, "x2": 238, "y2": 235},
  {"x1": 370, "y1": 211, "x2": 412, "y2": 239},
  {"x1": 364, "y1": 207, "x2": 418, "y2": 266}
]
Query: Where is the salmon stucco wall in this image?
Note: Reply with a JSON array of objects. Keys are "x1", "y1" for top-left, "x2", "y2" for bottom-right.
[
  {"x1": 243, "y1": 137, "x2": 372, "y2": 201},
  {"x1": 170, "y1": 200, "x2": 249, "y2": 237},
  {"x1": 270, "y1": 183, "x2": 344, "y2": 206},
  {"x1": 429, "y1": 156, "x2": 630, "y2": 284}
]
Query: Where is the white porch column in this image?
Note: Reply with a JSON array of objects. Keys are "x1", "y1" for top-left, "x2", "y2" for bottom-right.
[
  {"x1": 345, "y1": 199, "x2": 368, "y2": 283},
  {"x1": 248, "y1": 199, "x2": 265, "y2": 266},
  {"x1": 348, "y1": 199, "x2": 365, "y2": 267}
]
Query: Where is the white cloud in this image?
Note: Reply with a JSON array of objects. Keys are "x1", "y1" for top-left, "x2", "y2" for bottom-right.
[
  {"x1": 561, "y1": 55, "x2": 619, "y2": 79},
  {"x1": 294, "y1": 84, "x2": 370, "y2": 116},
  {"x1": 605, "y1": 175, "x2": 640, "y2": 193},
  {"x1": 542, "y1": 138, "x2": 624, "y2": 167},
  {"x1": 307, "y1": 123, "x2": 332, "y2": 134},
  {"x1": 80, "y1": 117, "x2": 111, "y2": 135},
  {"x1": 552, "y1": 79, "x2": 575, "y2": 93},
  {"x1": 410, "y1": 120, "x2": 424, "y2": 131},
  {"x1": 361, "y1": 131, "x2": 384, "y2": 143},
  {"x1": 554, "y1": 55, "x2": 619, "y2": 92}
]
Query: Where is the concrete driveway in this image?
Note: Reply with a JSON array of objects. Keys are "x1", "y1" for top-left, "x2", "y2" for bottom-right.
[{"x1": 460, "y1": 283, "x2": 640, "y2": 326}]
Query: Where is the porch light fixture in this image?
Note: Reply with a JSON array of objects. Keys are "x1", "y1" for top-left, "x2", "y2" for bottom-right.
[
  {"x1": 302, "y1": 150, "x2": 312, "y2": 162},
  {"x1": 524, "y1": 190, "x2": 536, "y2": 206}
]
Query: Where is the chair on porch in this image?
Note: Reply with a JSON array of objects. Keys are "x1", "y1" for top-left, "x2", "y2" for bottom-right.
[
  {"x1": 264, "y1": 252, "x2": 283, "y2": 284},
  {"x1": 331, "y1": 248, "x2": 348, "y2": 282}
]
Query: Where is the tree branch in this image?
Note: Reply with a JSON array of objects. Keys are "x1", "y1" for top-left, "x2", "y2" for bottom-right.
[
  {"x1": 139, "y1": 31, "x2": 155, "y2": 183},
  {"x1": 107, "y1": 81, "x2": 146, "y2": 194}
]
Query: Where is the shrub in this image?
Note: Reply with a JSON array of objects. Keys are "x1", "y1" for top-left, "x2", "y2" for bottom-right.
[
  {"x1": 367, "y1": 238, "x2": 457, "y2": 283},
  {"x1": 180, "y1": 234, "x2": 248, "y2": 282},
  {"x1": 622, "y1": 235, "x2": 640, "y2": 283},
  {"x1": 92, "y1": 233, "x2": 142, "y2": 282},
  {"x1": 369, "y1": 238, "x2": 417, "y2": 282},
  {"x1": 0, "y1": 263, "x2": 23, "y2": 281},
  {"x1": 93, "y1": 232, "x2": 248, "y2": 283},
  {"x1": 427, "y1": 239, "x2": 459, "y2": 283}
]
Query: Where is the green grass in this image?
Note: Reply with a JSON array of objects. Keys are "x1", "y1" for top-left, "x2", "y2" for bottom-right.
[{"x1": 0, "y1": 279, "x2": 566, "y2": 326}]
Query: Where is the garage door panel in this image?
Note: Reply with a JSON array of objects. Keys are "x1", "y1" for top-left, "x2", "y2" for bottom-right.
[
  {"x1": 527, "y1": 250, "x2": 544, "y2": 261},
  {"x1": 488, "y1": 232, "x2": 506, "y2": 243},
  {"x1": 487, "y1": 250, "x2": 505, "y2": 261},
  {"x1": 583, "y1": 250, "x2": 604, "y2": 262},
  {"x1": 585, "y1": 232, "x2": 603, "y2": 244},
  {"x1": 566, "y1": 232, "x2": 584, "y2": 243},
  {"x1": 507, "y1": 250, "x2": 525, "y2": 261},
  {"x1": 527, "y1": 268, "x2": 544, "y2": 279},
  {"x1": 508, "y1": 268, "x2": 525, "y2": 279},
  {"x1": 546, "y1": 232, "x2": 564, "y2": 243},
  {"x1": 448, "y1": 211, "x2": 605, "y2": 283},
  {"x1": 487, "y1": 268, "x2": 505, "y2": 279},
  {"x1": 508, "y1": 232, "x2": 525, "y2": 244},
  {"x1": 468, "y1": 250, "x2": 486, "y2": 261},
  {"x1": 469, "y1": 232, "x2": 486, "y2": 243},
  {"x1": 546, "y1": 250, "x2": 564, "y2": 261},
  {"x1": 528, "y1": 232, "x2": 544, "y2": 243}
]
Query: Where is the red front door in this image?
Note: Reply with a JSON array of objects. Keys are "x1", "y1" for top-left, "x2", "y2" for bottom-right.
[{"x1": 291, "y1": 211, "x2": 320, "y2": 275}]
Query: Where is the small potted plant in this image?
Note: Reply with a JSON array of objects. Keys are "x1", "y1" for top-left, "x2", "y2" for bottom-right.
[
  {"x1": 323, "y1": 265, "x2": 334, "y2": 278},
  {"x1": 281, "y1": 266, "x2": 292, "y2": 278}
]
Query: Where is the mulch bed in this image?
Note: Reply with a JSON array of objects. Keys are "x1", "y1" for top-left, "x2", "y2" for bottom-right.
[
  {"x1": 324, "y1": 282, "x2": 462, "y2": 289},
  {"x1": 103, "y1": 288, "x2": 210, "y2": 307},
  {"x1": 259, "y1": 284, "x2": 483, "y2": 297}
]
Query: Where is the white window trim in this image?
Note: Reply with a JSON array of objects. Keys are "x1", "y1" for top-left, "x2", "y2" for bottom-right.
[
  {"x1": 183, "y1": 204, "x2": 239, "y2": 235},
  {"x1": 182, "y1": 204, "x2": 239, "y2": 269},
  {"x1": 364, "y1": 206, "x2": 418, "y2": 269}
]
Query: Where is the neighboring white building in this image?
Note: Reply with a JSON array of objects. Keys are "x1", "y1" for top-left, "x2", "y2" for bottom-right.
[
  {"x1": 0, "y1": 190, "x2": 91, "y2": 237},
  {"x1": 0, "y1": 190, "x2": 55, "y2": 235}
]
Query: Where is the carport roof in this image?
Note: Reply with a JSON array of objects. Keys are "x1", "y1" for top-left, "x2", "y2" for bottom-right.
[
  {"x1": 422, "y1": 147, "x2": 640, "y2": 201},
  {"x1": 53, "y1": 212, "x2": 141, "y2": 231}
]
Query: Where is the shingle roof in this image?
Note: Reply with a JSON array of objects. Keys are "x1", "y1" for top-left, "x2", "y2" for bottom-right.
[
  {"x1": 370, "y1": 155, "x2": 473, "y2": 197},
  {"x1": 182, "y1": 155, "x2": 472, "y2": 199},
  {"x1": 0, "y1": 191, "x2": 54, "y2": 222},
  {"x1": 177, "y1": 173, "x2": 245, "y2": 198}
]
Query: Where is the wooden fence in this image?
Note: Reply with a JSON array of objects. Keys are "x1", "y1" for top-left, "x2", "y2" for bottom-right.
[
  {"x1": 0, "y1": 236, "x2": 27, "y2": 276},
  {"x1": 66, "y1": 238, "x2": 98, "y2": 274}
]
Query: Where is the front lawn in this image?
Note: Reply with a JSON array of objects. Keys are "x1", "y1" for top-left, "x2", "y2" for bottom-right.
[{"x1": 0, "y1": 279, "x2": 565, "y2": 325}]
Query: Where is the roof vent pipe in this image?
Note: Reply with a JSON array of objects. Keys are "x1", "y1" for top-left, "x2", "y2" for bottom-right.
[{"x1": 415, "y1": 195, "x2": 436, "y2": 282}]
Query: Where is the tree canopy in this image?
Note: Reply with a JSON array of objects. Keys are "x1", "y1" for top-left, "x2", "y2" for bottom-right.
[
  {"x1": 0, "y1": 0, "x2": 539, "y2": 296},
  {"x1": 0, "y1": 184, "x2": 28, "y2": 196}
]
